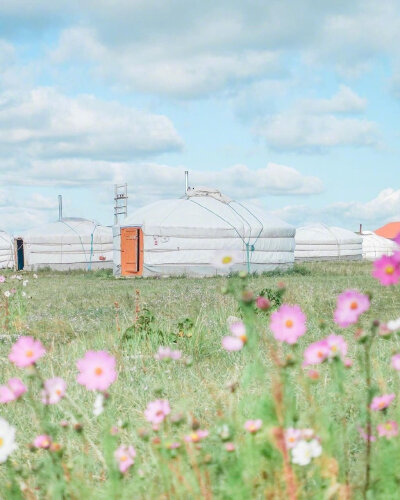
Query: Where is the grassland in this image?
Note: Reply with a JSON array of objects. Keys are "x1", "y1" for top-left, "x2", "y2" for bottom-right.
[{"x1": 1, "y1": 261, "x2": 400, "y2": 499}]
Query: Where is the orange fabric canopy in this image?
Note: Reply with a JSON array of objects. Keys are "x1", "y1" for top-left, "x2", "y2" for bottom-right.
[{"x1": 375, "y1": 222, "x2": 400, "y2": 240}]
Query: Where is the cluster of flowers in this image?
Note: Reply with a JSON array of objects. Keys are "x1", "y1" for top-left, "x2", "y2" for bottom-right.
[
  {"x1": 0, "y1": 273, "x2": 35, "y2": 297},
  {"x1": 285, "y1": 428, "x2": 322, "y2": 466}
]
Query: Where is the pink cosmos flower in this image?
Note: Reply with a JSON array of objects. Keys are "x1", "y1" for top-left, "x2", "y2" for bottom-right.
[
  {"x1": 285, "y1": 428, "x2": 302, "y2": 449},
  {"x1": 115, "y1": 445, "x2": 136, "y2": 474},
  {"x1": 391, "y1": 354, "x2": 400, "y2": 371},
  {"x1": 334, "y1": 290, "x2": 370, "y2": 328},
  {"x1": 244, "y1": 419, "x2": 262, "y2": 433},
  {"x1": 303, "y1": 340, "x2": 330, "y2": 366},
  {"x1": 325, "y1": 334, "x2": 348, "y2": 359},
  {"x1": 41, "y1": 377, "x2": 66, "y2": 404},
  {"x1": 229, "y1": 321, "x2": 247, "y2": 341},
  {"x1": 9, "y1": 336, "x2": 46, "y2": 367},
  {"x1": 222, "y1": 320, "x2": 247, "y2": 351},
  {"x1": 0, "y1": 378, "x2": 27, "y2": 403},
  {"x1": 270, "y1": 304, "x2": 307, "y2": 344},
  {"x1": 377, "y1": 421, "x2": 399, "y2": 438},
  {"x1": 222, "y1": 336, "x2": 244, "y2": 351},
  {"x1": 154, "y1": 346, "x2": 182, "y2": 361},
  {"x1": 184, "y1": 430, "x2": 209, "y2": 443},
  {"x1": 370, "y1": 394, "x2": 395, "y2": 411},
  {"x1": 34, "y1": 435, "x2": 52, "y2": 449},
  {"x1": 76, "y1": 351, "x2": 117, "y2": 391},
  {"x1": 344, "y1": 358, "x2": 353, "y2": 368},
  {"x1": 256, "y1": 296, "x2": 270, "y2": 310},
  {"x1": 0, "y1": 275, "x2": 5, "y2": 283},
  {"x1": 144, "y1": 399, "x2": 171, "y2": 425},
  {"x1": 166, "y1": 441, "x2": 181, "y2": 450},
  {"x1": 225, "y1": 442, "x2": 236, "y2": 452},
  {"x1": 372, "y1": 255, "x2": 400, "y2": 286},
  {"x1": 394, "y1": 233, "x2": 400, "y2": 246},
  {"x1": 358, "y1": 427, "x2": 376, "y2": 442}
]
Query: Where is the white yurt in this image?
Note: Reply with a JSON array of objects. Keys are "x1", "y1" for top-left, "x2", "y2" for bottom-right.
[
  {"x1": 18, "y1": 218, "x2": 113, "y2": 271},
  {"x1": 295, "y1": 224, "x2": 362, "y2": 261},
  {"x1": 361, "y1": 231, "x2": 398, "y2": 260},
  {"x1": 113, "y1": 186, "x2": 295, "y2": 277},
  {"x1": 0, "y1": 230, "x2": 14, "y2": 269}
]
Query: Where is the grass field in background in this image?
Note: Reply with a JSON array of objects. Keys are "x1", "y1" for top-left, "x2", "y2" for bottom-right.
[{"x1": 1, "y1": 261, "x2": 400, "y2": 499}]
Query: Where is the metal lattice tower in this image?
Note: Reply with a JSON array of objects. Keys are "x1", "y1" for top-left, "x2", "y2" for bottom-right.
[{"x1": 114, "y1": 184, "x2": 128, "y2": 225}]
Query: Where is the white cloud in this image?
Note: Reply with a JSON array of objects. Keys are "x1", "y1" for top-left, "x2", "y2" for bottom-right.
[
  {"x1": 0, "y1": 87, "x2": 183, "y2": 160},
  {"x1": 298, "y1": 85, "x2": 366, "y2": 114}
]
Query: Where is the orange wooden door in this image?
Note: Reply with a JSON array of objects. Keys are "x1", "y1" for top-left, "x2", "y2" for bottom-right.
[{"x1": 121, "y1": 227, "x2": 143, "y2": 276}]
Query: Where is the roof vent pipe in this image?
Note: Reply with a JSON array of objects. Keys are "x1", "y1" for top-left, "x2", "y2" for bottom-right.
[
  {"x1": 58, "y1": 195, "x2": 63, "y2": 221},
  {"x1": 359, "y1": 223, "x2": 362, "y2": 235},
  {"x1": 185, "y1": 170, "x2": 189, "y2": 193}
]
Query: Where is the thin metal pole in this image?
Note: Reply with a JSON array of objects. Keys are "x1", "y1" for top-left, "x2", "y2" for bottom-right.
[
  {"x1": 185, "y1": 170, "x2": 189, "y2": 193},
  {"x1": 58, "y1": 195, "x2": 63, "y2": 221}
]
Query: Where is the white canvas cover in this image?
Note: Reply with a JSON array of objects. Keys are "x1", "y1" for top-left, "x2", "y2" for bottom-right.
[
  {"x1": 361, "y1": 231, "x2": 398, "y2": 260},
  {"x1": 295, "y1": 224, "x2": 362, "y2": 261},
  {"x1": 0, "y1": 230, "x2": 14, "y2": 269},
  {"x1": 21, "y1": 218, "x2": 113, "y2": 271},
  {"x1": 114, "y1": 188, "x2": 295, "y2": 276}
]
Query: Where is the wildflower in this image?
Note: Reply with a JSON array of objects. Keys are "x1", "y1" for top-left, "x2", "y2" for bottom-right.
[
  {"x1": 184, "y1": 430, "x2": 209, "y2": 443},
  {"x1": 325, "y1": 334, "x2": 348, "y2": 359},
  {"x1": 166, "y1": 441, "x2": 181, "y2": 450},
  {"x1": 15, "y1": 275, "x2": 22, "y2": 281},
  {"x1": 222, "y1": 336, "x2": 244, "y2": 351},
  {"x1": 93, "y1": 393, "x2": 105, "y2": 416},
  {"x1": 34, "y1": 435, "x2": 52, "y2": 449},
  {"x1": 222, "y1": 320, "x2": 247, "y2": 351},
  {"x1": 0, "y1": 378, "x2": 27, "y2": 403},
  {"x1": 358, "y1": 427, "x2": 376, "y2": 442},
  {"x1": 270, "y1": 304, "x2": 307, "y2": 344},
  {"x1": 344, "y1": 358, "x2": 353, "y2": 368},
  {"x1": 285, "y1": 428, "x2": 302, "y2": 449},
  {"x1": 3, "y1": 291, "x2": 10, "y2": 298},
  {"x1": 377, "y1": 421, "x2": 399, "y2": 438},
  {"x1": 144, "y1": 399, "x2": 171, "y2": 425},
  {"x1": 370, "y1": 394, "x2": 395, "y2": 411},
  {"x1": 372, "y1": 254, "x2": 400, "y2": 286},
  {"x1": 244, "y1": 419, "x2": 262, "y2": 433},
  {"x1": 9, "y1": 336, "x2": 46, "y2": 368},
  {"x1": 387, "y1": 317, "x2": 400, "y2": 332},
  {"x1": 0, "y1": 275, "x2": 5, "y2": 283},
  {"x1": 22, "y1": 280, "x2": 28, "y2": 287},
  {"x1": 303, "y1": 340, "x2": 330, "y2": 366},
  {"x1": 33, "y1": 274, "x2": 38, "y2": 279},
  {"x1": 60, "y1": 420, "x2": 69, "y2": 428},
  {"x1": 307, "y1": 369, "x2": 320, "y2": 380},
  {"x1": 76, "y1": 351, "x2": 117, "y2": 391},
  {"x1": 41, "y1": 377, "x2": 66, "y2": 405},
  {"x1": 154, "y1": 346, "x2": 182, "y2": 361},
  {"x1": 49, "y1": 442, "x2": 62, "y2": 453},
  {"x1": 212, "y1": 250, "x2": 241, "y2": 269},
  {"x1": 256, "y1": 296, "x2": 270, "y2": 310},
  {"x1": 0, "y1": 418, "x2": 17, "y2": 463},
  {"x1": 392, "y1": 354, "x2": 400, "y2": 370},
  {"x1": 115, "y1": 445, "x2": 136, "y2": 474},
  {"x1": 291, "y1": 439, "x2": 322, "y2": 466},
  {"x1": 225, "y1": 442, "x2": 235, "y2": 452},
  {"x1": 334, "y1": 290, "x2": 370, "y2": 328},
  {"x1": 301, "y1": 429, "x2": 315, "y2": 440}
]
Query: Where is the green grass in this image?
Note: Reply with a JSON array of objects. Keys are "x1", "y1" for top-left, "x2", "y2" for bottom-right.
[{"x1": 1, "y1": 261, "x2": 400, "y2": 499}]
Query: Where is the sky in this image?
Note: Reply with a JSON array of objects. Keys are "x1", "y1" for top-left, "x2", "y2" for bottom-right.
[{"x1": 0, "y1": 0, "x2": 400, "y2": 233}]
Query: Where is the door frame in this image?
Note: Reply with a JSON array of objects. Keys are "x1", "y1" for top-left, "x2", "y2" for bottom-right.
[{"x1": 120, "y1": 227, "x2": 144, "y2": 276}]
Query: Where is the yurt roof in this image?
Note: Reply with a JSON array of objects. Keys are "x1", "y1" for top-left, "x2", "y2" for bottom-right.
[
  {"x1": 0, "y1": 230, "x2": 12, "y2": 245},
  {"x1": 22, "y1": 218, "x2": 112, "y2": 243},
  {"x1": 361, "y1": 231, "x2": 398, "y2": 250},
  {"x1": 295, "y1": 224, "x2": 362, "y2": 245},
  {"x1": 375, "y1": 222, "x2": 400, "y2": 240},
  {"x1": 121, "y1": 189, "x2": 295, "y2": 239}
]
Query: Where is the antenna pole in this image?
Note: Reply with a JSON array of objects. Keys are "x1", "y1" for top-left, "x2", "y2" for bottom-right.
[
  {"x1": 58, "y1": 195, "x2": 63, "y2": 221},
  {"x1": 185, "y1": 170, "x2": 189, "y2": 194},
  {"x1": 114, "y1": 183, "x2": 128, "y2": 225}
]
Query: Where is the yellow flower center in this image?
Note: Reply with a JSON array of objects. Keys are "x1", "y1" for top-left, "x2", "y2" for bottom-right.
[
  {"x1": 120, "y1": 455, "x2": 128, "y2": 462},
  {"x1": 350, "y1": 301, "x2": 358, "y2": 310},
  {"x1": 240, "y1": 334, "x2": 247, "y2": 343},
  {"x1": 26, "y1": 350, "x2": 34, "y2": 358},
  {"x1": 285, "y1": 319, "x2": 294, "y2": 328},
  {"x1": 0, "y1": 437, "x2": 3, "y2": 447},
  {"x1": 378, "y1": 401, "x2": 385, "y2": 409},
  {"x1": 94, "y1": 367, "x2": 103, "y2": 376},
  {"x1": 386, "y1": 423, "x2": 393, "y2": 430},
  {"x1": 190, "y1": 432, "x2": 199, "y2": 442},
  {"x1": 386, "y1": 266, "x2": 395, "y2": 275},
  {"x1": 222, "y1": 256, "x2": 233, "y2": 265},
  {"x1": 288, "y1": 437, "x2": 295, "y2": 442},
  {"x1": 56, "y1": 389, "x2": 62, "y2": 395}
]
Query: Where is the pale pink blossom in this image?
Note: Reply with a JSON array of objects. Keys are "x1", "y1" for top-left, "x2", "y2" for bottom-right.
[
  {"x1": 370, "y1": 394, "x2": 395, "y2": 411},
  {"x1": 0, "y1": 276, "x2": 5, "y2": 283},
  {"x1": 303, "y1": 340, "x2": 330, "y2": 366},
  {"x1": 225, "y1": 442, "x2": 235, "y2": 452},
  {"x1": 392, "y1": 354, "x2": 400, "y2": 371},
  {"x1": 34, "y1": 435, "x2": 52, "y2": 449},
  {"x1": 285, "y1": 428, "x2": 302, "y2": 449},
  {"x1": 244, "y1": 419, "x2": 262, "y2": 433},
  {"x1": 372, "y1": 254, "x2": 400, "y2": 286},
  {"x1": 184, "y1": 430, "x2": 209, "y2": 442},
  {"x1": 222, "y1": 336, "x2": 244, "y2": 351},
  {"x1": 0, "y1": 378, "x2": 27, "y2": 403},
  {"x1": 115, "y1": 445, "x2": 136, "y2": 474},
  {"x1": 9, "y1": 336, "x2": 46, "y2": 367},
  {"x1": 270, "y1": 304, "x2": 307, "y2": 344},
  {"x1": 76, "y1": 351, "x2": 117, "y2": 391},
  {"x1": 41, "y1": 377, "x2": 66, "y2": 405},
  {"x1": 325, "y1": 335, "x2": 348, "y2": 359},
  {"x1": 334, "y1": 290, "x2": 370, "y2": 328},
  {"x1": 377, "y1": 421, "x2": 399, "y2": 438},
  {"x1": 144, "y1": 399, "x2": 171, "y2": 425},
  {"x1": 154, "y1": 346, "x2": 182, "y2": 361},
  {"x1": 358, "y1": 427, "x2": 376, "y2": 442}
]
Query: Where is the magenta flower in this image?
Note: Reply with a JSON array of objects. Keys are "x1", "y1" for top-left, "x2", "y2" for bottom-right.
[
  {"x1": 394, "y1": 233, "x2": 400, "y2": 246},
  {"x1": 144, "y1": 399, "x2": 171, "y2": 425},
  {"x1": 303, "y1": 340, "x2": 330, "y2": 366},
  {"x1": 115, "y1": 445, "x2": 136, "y2": 473},
  {"x1": 372, "y1": 255, "x2": 400, "y2": 286},
  {"x1": 334, "y1": 290, "x2": 370, "y2": 328},
  {"x1": 0, "y1": 378, "x2": 27, "y2": 403},
  {"x1": 392, "y1": 354, "x2": 400, "y2": 371},
  {"x1": 34, "y1": 435, "x2": 52, "y2": 449},
  {"x1": 377, "y1": 421, "x2": 399, "y2": 438},
  {"x1": 9, "y1": 336, "x2": 46, "y2": 367},
  {"x1": 76, "y1": 351, "x2": 117, "y2": 391},
  {"x1": 244, "y1": 419, "x2": 262, "y2": 433},
  {"x1": 184, "y1": 430, "x2": 209, "y2": 443},
  {"x1": 370, "y1": 394, "x2": 395, "y2": 411},
  {"x1": 270, "y1": 304, "x2": 307, "y2": 344},
  {"x1": 154, "y1": 346, "x2": 182, "y2": 361},
  {"x1": 285, "y1": 428, "x2": 302, "y2": 449},
  {"x1": 256, "y1": 296, "x2": 270, "y2": 310},
  {"x1": 41, "y1": 377, "x2": 66, "y2": 404},
  {"x1": 325, "y1": 334, "x2": 348, "y2": 359}
]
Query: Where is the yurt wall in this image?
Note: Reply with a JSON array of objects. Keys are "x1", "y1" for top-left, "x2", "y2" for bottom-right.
[
  {"x1": 361, "y1": 231, "x2": 398, "y2": 260},
  {"x1": 0, "y1": 230, "x2": 14, "y2": 269}
]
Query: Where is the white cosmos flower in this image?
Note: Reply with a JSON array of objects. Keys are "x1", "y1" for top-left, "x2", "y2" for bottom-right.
[
  {"x1": 93, "y1": 393, "x2": 104, "y2": 417},
  {"x1": 0, "y1": 417, "x2": 17, "y2": 463},
  {"x1": 3, "y1": 291, "x2": 10, "y2": 298},
  {"x1": 23, "y1": 280, "x2": 28, "y2": 287},
  {"x1": 291, "y1": 439, "x2": 322, "y2": 466},
  {"x1": 33, "y1": 274, "x2": 38, "y2": 279},
  {"x1": 387, "y1": 318, "x2": 400, "y2": 332},
  {"x1": 212, "y1": 250, "x2": 242, "y2": 270}
]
